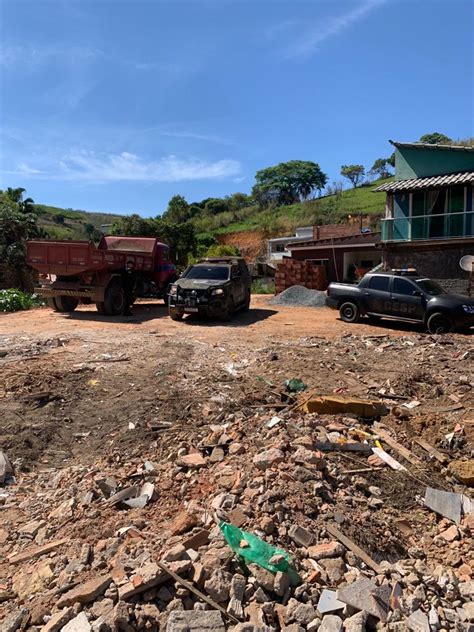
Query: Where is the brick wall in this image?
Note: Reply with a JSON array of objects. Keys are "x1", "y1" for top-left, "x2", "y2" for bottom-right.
[{"x1": 275, "y1": 259, "x2": 327, "y2": 293}]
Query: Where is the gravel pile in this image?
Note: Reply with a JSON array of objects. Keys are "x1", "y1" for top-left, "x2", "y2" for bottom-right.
[{"x1": 269, "y1": 284, "x2": 327, "y2": 307}]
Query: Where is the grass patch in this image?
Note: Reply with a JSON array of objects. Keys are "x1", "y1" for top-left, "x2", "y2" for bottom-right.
[{"x1": 252, "y1": 279, "x2": 275, "y2": 294}]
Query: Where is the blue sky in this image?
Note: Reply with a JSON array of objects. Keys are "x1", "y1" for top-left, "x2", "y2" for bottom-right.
[{"x1": 0, "y1": 0, "x2": 472, "y2": 216}]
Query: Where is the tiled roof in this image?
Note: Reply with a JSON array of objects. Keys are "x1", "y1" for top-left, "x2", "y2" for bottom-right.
[
  {"x1": 373, "y1": 171, "x2": 474, "y2": 193},
  {"x1": 390, "y1": 140, "x2": 474, "y2": 152}
]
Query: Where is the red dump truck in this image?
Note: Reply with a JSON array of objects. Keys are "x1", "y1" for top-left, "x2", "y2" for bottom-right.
[{"x1": 26, "y1": 236, "x2": 177, "y2": 315}]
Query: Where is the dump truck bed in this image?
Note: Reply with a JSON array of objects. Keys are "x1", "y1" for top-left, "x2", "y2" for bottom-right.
[{"x1": 26, "y1": 238, "x2": 157, "y2": 276}]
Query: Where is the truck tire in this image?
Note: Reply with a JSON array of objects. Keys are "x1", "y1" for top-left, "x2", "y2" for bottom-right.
[
  {"x1": 222, "y1": 297, "x2": 235, "y2": 321},
  {"x1": 339, "y1": 301, "x2": 360, "y2": 323},
  {"x1": 104, "y1": 280, "x2": 126, "y2": 316},
  {"x1": 243, "y1": 290, "x2": 251, "y2": 311},
  {"x1": 96, "y1": 302, "x2": 106, "y2": 315},
  {"x1": 50, "y1": 296, "x2": 79, "y2": 312},
  {"x1": 427, "y1": 312, "x2": 452, "y2": 334},
  {"x1": 169, "y1": 307, "x2": 183, "y2": 321}
]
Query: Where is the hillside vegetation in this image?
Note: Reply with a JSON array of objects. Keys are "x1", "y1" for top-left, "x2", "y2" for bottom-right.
[{"x1": 35, "y1": 204, "x2": 124, "y2": 240}]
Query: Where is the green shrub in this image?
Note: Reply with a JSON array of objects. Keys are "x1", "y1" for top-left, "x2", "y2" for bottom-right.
[
  {"x1": 0, "y1": 289, "x2": 45, "y2": 312},
  {"x1": 251, "y1": 279, "x2": 275, "y2": 294}
]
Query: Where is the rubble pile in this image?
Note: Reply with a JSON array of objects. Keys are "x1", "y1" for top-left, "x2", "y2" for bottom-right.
[{"x1": 1, "y1": 331, "x2": 473, "y2": 631}]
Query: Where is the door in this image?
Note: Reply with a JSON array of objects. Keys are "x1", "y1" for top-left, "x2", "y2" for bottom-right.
[
  {"x1": 364, "y1": 275, "x2": 392, "y2": 314},
  {"x1": 231, "y1": 264, "x2": 245, "y2": 306},
  {"x1": 390, "y1": 276, "x2": 425, "y2": 321}
]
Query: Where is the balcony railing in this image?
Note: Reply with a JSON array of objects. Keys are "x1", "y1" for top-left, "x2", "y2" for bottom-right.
[{"x1": 381, "y1": 211, "x2": 474, "y2": 242}]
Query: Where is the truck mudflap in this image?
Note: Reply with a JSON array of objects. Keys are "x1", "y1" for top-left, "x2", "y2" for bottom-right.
[{"x1": 35, "y1": 286, "x2": 104, "y2": 301}]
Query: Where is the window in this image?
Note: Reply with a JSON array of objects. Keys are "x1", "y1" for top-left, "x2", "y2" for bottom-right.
[
  {"x1": 369, "y1": 276, "x2": 390, "y2": 292},
  {"x1": 275, "y1": 244, "x2": 285, "y2": 253},
  {"x1": 184, "y1": 266, "x2": 229, "y2": 281},
  {"x1": 392, "y1": 277, "x2": 416, "y2": 295}
]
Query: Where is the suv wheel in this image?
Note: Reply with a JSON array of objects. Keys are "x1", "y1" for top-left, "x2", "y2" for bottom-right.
[
  {"x1": 243, "y1": 290, "x2": 251, "y2": 311},
  {"x1": 427, "y1": 312, "x2": 452, "y2": 334},
  {"x1": 339, "y1": 301, "x2": 360, "y2": 323},
  {"x1": 169, "y1": 307, "x2": 183, "y2": 321},
  {"x1": 222, "y1": 297, "x2": 235, "y2": 321}
]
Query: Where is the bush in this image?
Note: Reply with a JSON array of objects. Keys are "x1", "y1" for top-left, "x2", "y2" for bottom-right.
[
  {"x1": 0, "y1": 289, "x2": 45, "y2": 312},
  {"x1": 251, "y1": 279, "x2": 275, "y2": 294}
]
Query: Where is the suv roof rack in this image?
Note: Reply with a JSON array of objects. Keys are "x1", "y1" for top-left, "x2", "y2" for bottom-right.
[{"x1": 391, "y1": 268, "x2": 418, "y2": 276}]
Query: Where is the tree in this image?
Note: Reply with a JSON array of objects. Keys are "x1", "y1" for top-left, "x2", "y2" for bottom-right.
[
  {"x1": 205, "y1": 244, "x2": 240, "y2": 258},
  {"x1": 0, "y1": 188, "x2": 40, "y2": 287},
  {"x1": 340, "y1": 165, "x2": 365, "y2": 188},
  {"x1": 252, "y1": 160, "x2": 328, "y2": 208},
  {"x1": 162, "y1": 195, "x2": 190, "y2": 224},
  {"x1": 387, "y1": 152, "x2": 396, "y2": 168},
  {"x1": 204, "y1": 198, "x2": 228, "y2": 215},
  {"x1": 369, "y1": 158, "x2": 392, "y2": 180},
  {"x1": 84, "y1": 223, "x2": 101, "y2": 241},
  {"x1": 419, "y1": 132, "x2": 452, "y2": 145}
]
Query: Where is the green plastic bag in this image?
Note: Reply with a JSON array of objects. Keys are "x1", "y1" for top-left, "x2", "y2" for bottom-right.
[
  {"x1": 285, "y1": 378, "x2": 306, "y2": 393},
  {"x1": 220, "y1": 521, "x2": 290, "y2": 573}
]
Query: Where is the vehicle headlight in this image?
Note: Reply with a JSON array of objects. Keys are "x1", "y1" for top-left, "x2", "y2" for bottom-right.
[
  {"x1": 169, "y1": 285, "x2": 178, "y2": 296},
  {"x1": 212, "y1": 288, "x2": 224, "y2": 295},
  {"x1": 462, "y1": 304, "x2": 474, "y2": 314}
]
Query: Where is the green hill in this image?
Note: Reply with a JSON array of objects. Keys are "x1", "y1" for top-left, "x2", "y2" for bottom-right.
[
  {"x1": 35, "y1": 204, "x2": 124, "y2": 240},
  {"x1": 191, "y1": 177, "x2": 391, "y2": 237}
]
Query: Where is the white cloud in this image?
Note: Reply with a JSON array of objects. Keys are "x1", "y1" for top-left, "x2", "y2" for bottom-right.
[
  {"x1": 0, "y1": 44, "x2": 103, "y2": 67},
  {"x1": 8, "y1": 151, "x2": 241, "y2": 183},
  {"x1": 279, "y1": 0, "x2": 388, "y2": 58}
]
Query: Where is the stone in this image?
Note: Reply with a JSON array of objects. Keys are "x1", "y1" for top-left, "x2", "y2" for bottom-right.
[
  {"x1": 166, "y1": 610, "x2": 225, "y2": 632},
  {"x1": 204, "y1": 570, "x2": 232, "y2": 602},
  {"x1": 319, "y1": 558, "x2": 346, "y2": 585},
  {"x1": 439, "y1": 525, "x2": 459, "y2": 542},
  {"x1": 293, "y1": 447, "x2": 326, "y2": 468},
  {"x1": 19, "y1": 519, "x2": 46, "y2": 539},
  {"x1": 288, "y1": 524, "x2": 314, "y2": 547},
  {"x1": 319, "y1": 614, "x2": 343, "y2": 632},
  {"x1": 163, "y1": 544, "x2": 188, "y2": 562},
  {"x1": 182, "y1": 529, "x2": 210, "y2": 550},
  {"x1": 274, "y1": 571, "x2": 291, "y2": 597},
  {"x1": 406, "y1": 609, "x2": 430, "y2": 631},
  {"x1": 40, "y1": 607, "x2": 74, "y2": 632},
  {"x1": 0, "y1": 449, "x2": 14, "y2": 483},
  {"x1": 343, "y1": 611, "x2": 368, "y2": 632},
  {"x1": 178, "y1": 453, "x2": 207, "y2": 468},
  {"x1": 13, "y1": 561, "x2": 54, "y2": 599},
  {"x1": 170, "y1": 511, "x2": 198, "y2": 535},
  {"x1": 286, "y1": 600, "x2": 318, "y2": 626},
  {"x1": 308, "y1": 542, "x2": 345, "y2": 561},
  {"x1": 260, "y1": 516, "x2": 276, "y2": 535},
  {"x1": 61, "y1": 613, "x2": 92, "y2": 632},
  {"x1": 448, "y1": 460, "x2": 474, "y2": 486},
  {"x1": 463, "y1": 601, "x2": 474, "y2": 621},
  {"x1": 337, "y1": 577, "x2": 389, "y2": 622},
  {"x1": 316, "y1": 589, "x2": 345, "y2": 614},
  {"x1": 1, "y1": 608, "x2": 29, "y2": 632},
  {"x1": 253, "y1": 447, "x2": 285, "y2": 470},
  {"x1": 57, "y1": 575, "x2": 112, "y2": 608},
  {"x1": 118, "y1": 563, "x2": 168, "y2": 599},
  {"x1": 248, "y1": 563, "x2": 275, "y2": 592},
  {"x1": 89, "y1": 599, "x2": 114, "y2": 620}
]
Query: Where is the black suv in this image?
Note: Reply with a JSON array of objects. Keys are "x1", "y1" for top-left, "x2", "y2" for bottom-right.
[
  {"x1": 326, "y1": 270, "x2": 474, "y2": 334},
  {"x1": 168, "y1": 257, "x2": 251, "y2": 321}
]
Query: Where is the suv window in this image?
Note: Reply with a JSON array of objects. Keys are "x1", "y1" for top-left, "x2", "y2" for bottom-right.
[
  {"x1": 393, "y1": 277, "x2": 416, "y2": 295},
  {"x1": 185, "y1": 266, "x2": 229, "y2": 281},
  {"x1": 369, "y1": 276, "x2": 390, "y2": 292}
]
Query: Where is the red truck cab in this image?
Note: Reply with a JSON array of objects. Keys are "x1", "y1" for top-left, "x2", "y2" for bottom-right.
[{"x1": 27, "y1": 236, "x2": 177, "y2": 315}]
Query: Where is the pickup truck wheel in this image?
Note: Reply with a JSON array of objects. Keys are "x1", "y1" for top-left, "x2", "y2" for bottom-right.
[
  {"x1": 169, "y1": 308, "x2": 183, "y2": 321},
  {"x1": 243, "y1": 290, "x2": 251, "y2": 311},
  {"x1": 222, "y1": 297, "x2": 235, "y2": 321},
  {"x1": 339, "y1": 301, "x2": 360, "y2": 323},
  {"x1": 53, "y1": 296, "x2": 79, "y2": 312},
  {"x1": 427, "y1": 312, "x2": 452, "y2": 334},
  {"x1": 104, "y1": 281, "x2": 126, "y2": 316}
]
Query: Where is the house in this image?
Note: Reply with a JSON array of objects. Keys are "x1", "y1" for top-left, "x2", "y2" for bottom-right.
[
  {"x1": 267, "y1": 226, "x2": 313, "y2": 262},
  {"x1": 287, "y1": 230, "x2": 381, "y2": 285},
  {"x1": 374, "y1": 141, "x2": 474, "y2": 294}
]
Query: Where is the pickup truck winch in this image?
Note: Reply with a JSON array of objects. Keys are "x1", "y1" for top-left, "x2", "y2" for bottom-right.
[
  {"x1": 27, "y1": 236, "x2": 177, "y2": 315},
  {"x1": 326, "y1": 269, "x2": 474, "y2": 334}
]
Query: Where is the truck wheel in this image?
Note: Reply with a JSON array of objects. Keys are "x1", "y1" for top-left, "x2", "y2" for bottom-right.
[
  {"x1": 339, "y1": 301, "x2": 360, "y2": 323},
  {"x1": 47, "y1": 298, "x2": 58, "y2": 310},
  {"x1": 96, "y1": 302, "x2": 106, "y2": 315},
  {"x1": 169, "y1": 308, "x2": 183, "y2": 321},
  {"x1": 243, "y1": 290, "x2": 251, "y2": 311},
  {"x1": 104, "y1": 281, "x2": 126, "y2": 316},
  {"x1": 51, "y1": 296, "x2": 79, "y2": 312},
  {"x1": 427, "y1": 312, "x2": 452, "y2": 334},
  {"x1": 222, "y1": 297, "x2": 235, "y2": 321}
]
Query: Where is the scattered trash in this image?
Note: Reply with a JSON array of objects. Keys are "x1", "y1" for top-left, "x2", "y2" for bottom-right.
[
  {"x1": 302, "y1": 395, "x2": 388, "y2": 417},
  {"x1": 424, "y1": 487, "x2": 463, "y2": 524},
  {"x1": 285, "y1": 378, "x2": 306, "y2": 393},
  {"x1": 267, "y1": 415, "x2": 282, "y2": 428}
]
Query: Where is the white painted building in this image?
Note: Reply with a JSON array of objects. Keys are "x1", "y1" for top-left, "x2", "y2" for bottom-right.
[{"x1": 267, "y1": 226, "x2": 313, "y2": 262}]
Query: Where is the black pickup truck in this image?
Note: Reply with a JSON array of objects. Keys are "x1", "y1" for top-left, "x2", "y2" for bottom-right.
[{"x1": 326, "y1": 270, "x2": 474, "y2": 334}]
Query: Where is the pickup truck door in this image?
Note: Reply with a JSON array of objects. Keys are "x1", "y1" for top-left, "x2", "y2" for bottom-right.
[
  {"x1": 363, "y1": 275, "x2": 392, "y2": 314},
  {"x1": 389, "y1": 277, "x2": 425, "y2": 321}
]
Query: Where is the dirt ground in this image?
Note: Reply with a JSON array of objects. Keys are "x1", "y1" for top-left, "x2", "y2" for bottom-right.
[{"x1": 1, "y1": 296, "x2": 473, "y2": 629}]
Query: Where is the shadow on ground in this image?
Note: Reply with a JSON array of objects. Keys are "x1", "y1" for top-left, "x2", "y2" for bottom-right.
[
  {"x1": 339, "y1": 316, "x2": 474, "y2": 336},
  {"x1": 178, "y1": 308, "x2": 278, "y2": 327},
  {"x1": 63, "y1": 303, "x2": 169, "y2": 324}
]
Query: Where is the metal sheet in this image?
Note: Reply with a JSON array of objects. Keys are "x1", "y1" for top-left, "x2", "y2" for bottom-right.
[{"x1": 424, "y1": 487, "x2": 462, "y2": 524}]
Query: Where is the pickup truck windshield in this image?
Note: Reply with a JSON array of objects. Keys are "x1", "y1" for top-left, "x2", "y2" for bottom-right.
[
  {"x1": 416, "y1": 279, "x2": 446, "y2": 296},
  {"x1": 185, "y1": 266, "x2": 229, "y2": 281}
]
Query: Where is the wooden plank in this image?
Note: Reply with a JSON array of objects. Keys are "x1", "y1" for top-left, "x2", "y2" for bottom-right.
[
  {"x1": 374, "y1": 427, "x2": 423, "y2": 466},
  {"x1": 325, "y1": 524, "x2": 382, "y2": 573},
  {"x1": 9, "y1": 538, "x2": 69, "y2": 564},
  {"x1": 157, "y1": 561, "x2": 239, "y2": 624},
  {"x1": 371, "y1": 447, "x2": 406, "y2": 471},
  {"x1": 315, "y1": 442, "x2": 372, "y2": 455},
  {"x1": 413, "y1": 437, "x2": 448, "y2": 464}
]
